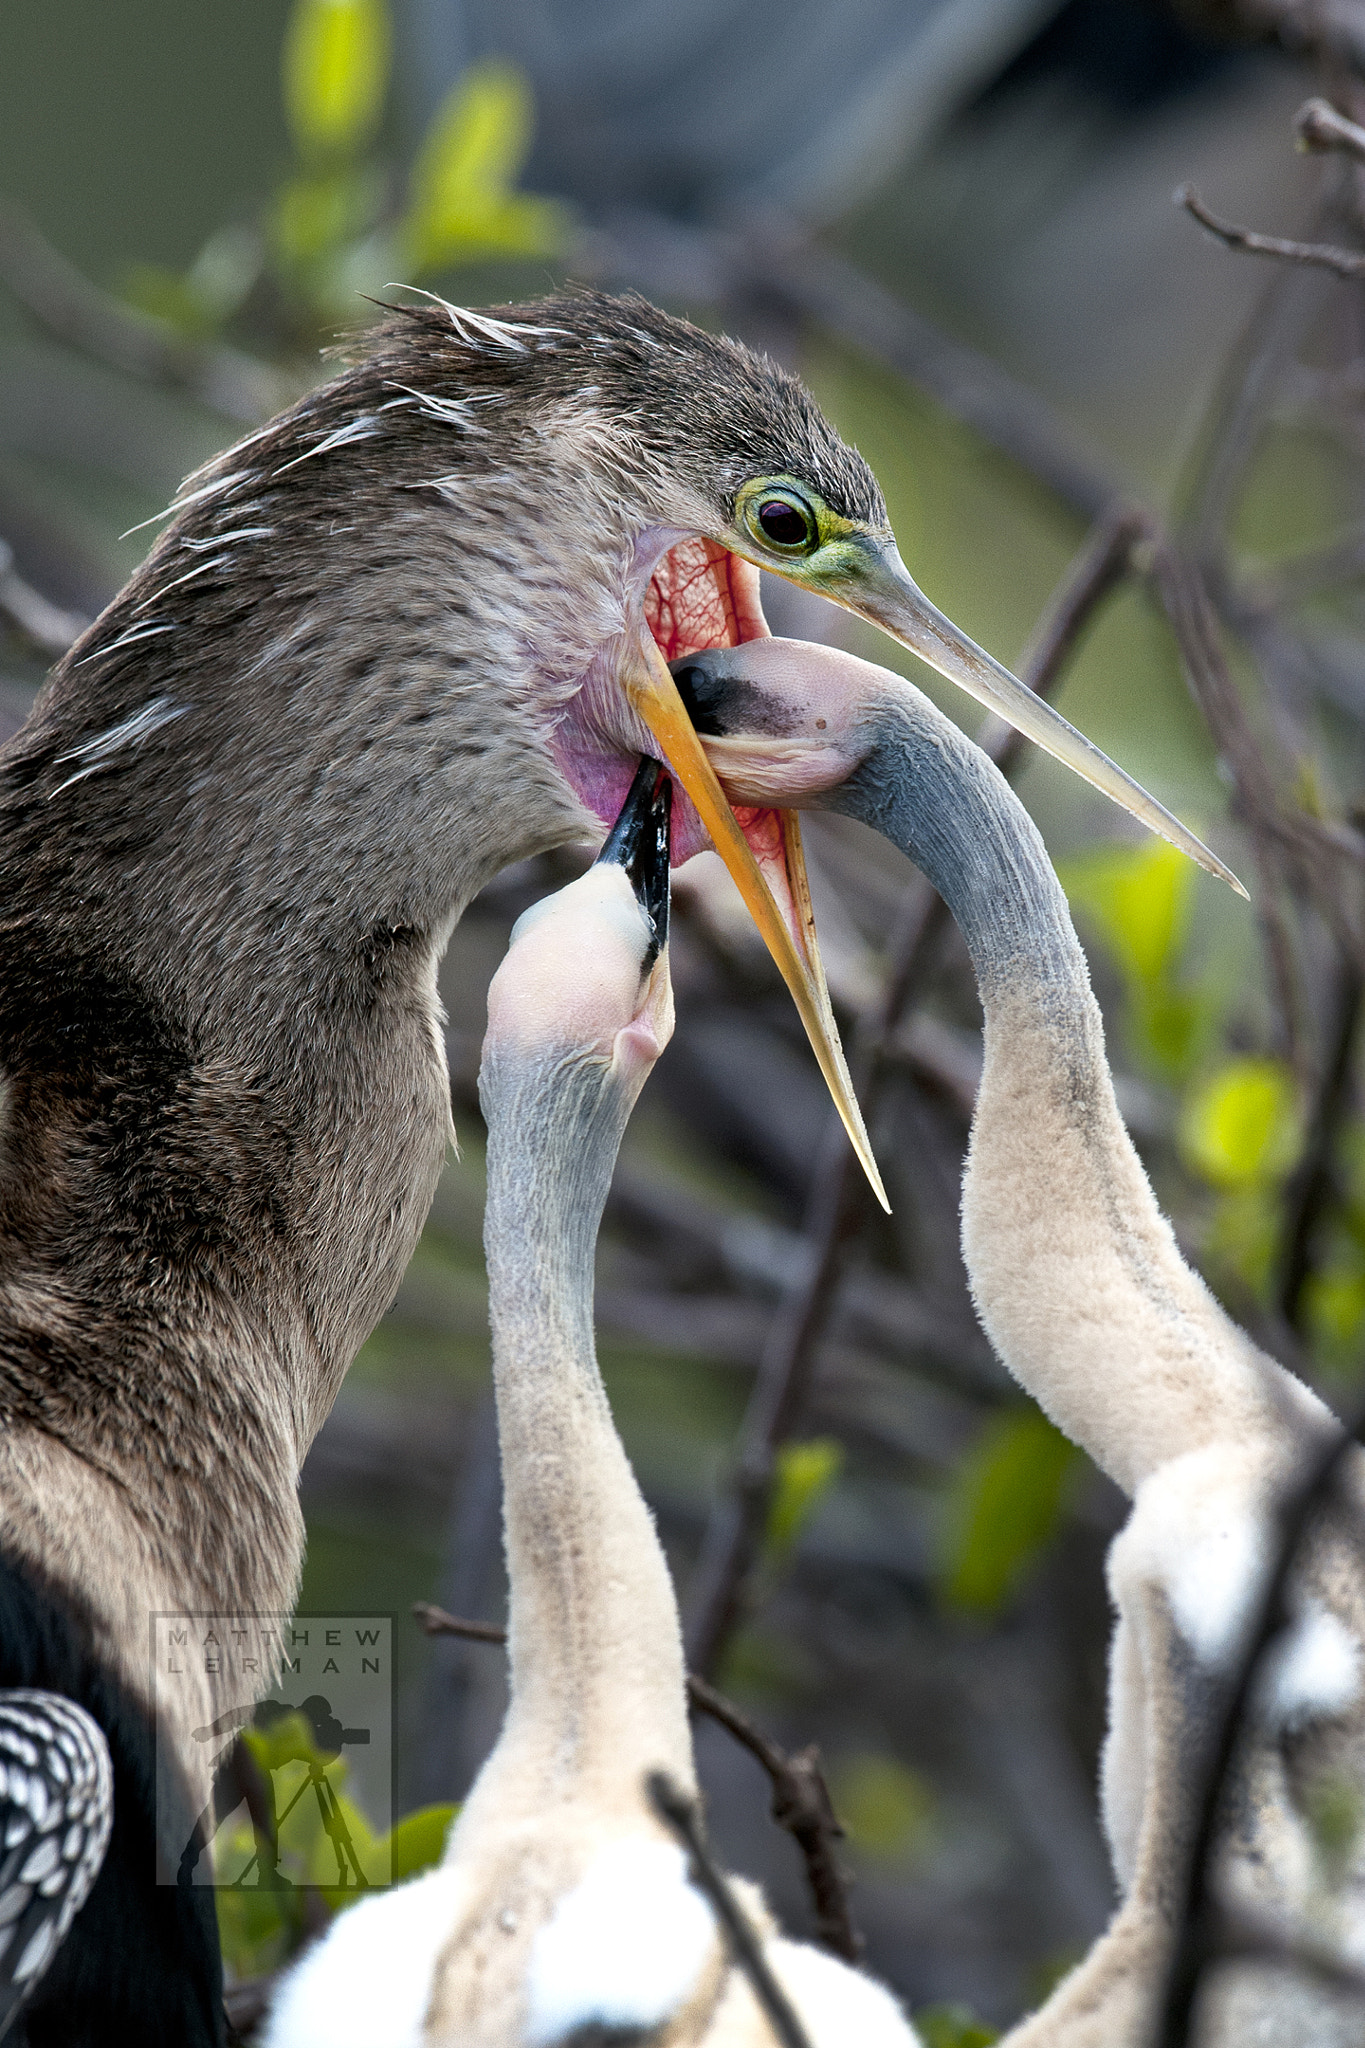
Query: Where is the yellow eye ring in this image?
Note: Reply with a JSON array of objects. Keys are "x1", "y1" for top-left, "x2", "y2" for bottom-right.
[{"x1": 743, "y1": 487, "x2": 818, "y2": 555}]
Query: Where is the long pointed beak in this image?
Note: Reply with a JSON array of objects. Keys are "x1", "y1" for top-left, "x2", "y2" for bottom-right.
[
  {"x1": 624, "y1": 633, "x2": 890, "y2": 1213},
  {"x1": 828, "y1": 541, "x2": 1248, "y2": 900}
]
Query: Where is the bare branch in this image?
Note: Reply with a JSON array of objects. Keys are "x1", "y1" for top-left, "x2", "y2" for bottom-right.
[
  {"x1": 1277, "y1": 955, "x2": 1363, "y2": 1324},
  {"x1": 412, "y1": 1602, "x2": 507, "y2": 1645},
  {"x1": 413, "y1": 1603, "x2": 865, "y2": 1960},
  {"x1": 647, "y1": 1772, "x2": 814, "y2": 2048},
  {"x1": 0, "y1": 199, "x2": 299, "y2": 424},
  {"x1": 1157, "y1": 1413, "x2": 1365, "y2": 2047},
  {"x1": 1178, "y1": 183, "x2": 1365, "y2": 282},
  {"x1": 1296, "y1": 95, "x2": 1365, "y2": 162},
  {"x1": 683, "y1": 1672, "x2": 862, "y2": 1964},
  {"x1": 0, "y1": 539, "x2": 89, "y2": 659},
  {"x1": 1152, "y1": 547, "x2": 1313, "y2": 1065}
]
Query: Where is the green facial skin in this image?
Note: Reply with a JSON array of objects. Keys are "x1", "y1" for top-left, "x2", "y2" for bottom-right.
[{"x1": 723, "y1": 475, "x2": 1247, "y2": 900}]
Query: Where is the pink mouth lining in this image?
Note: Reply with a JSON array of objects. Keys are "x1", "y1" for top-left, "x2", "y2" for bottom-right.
[
  {"x1": 642, "y1": 537, "x2": 780, "y2": 868},
  {"x1": 547, "y1": 536, "x2": 781, "y2": 868}
]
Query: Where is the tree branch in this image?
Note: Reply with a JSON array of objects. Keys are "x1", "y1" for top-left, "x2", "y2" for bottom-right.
[
  {"x1": 647, "y1": 1771, "x2": 814, "y2": 2048},
  {"x1": 412, "y1": 1603, "x2": 865, "y2": 1962},
  {"x1": 0, "y1": 199, "x2": 298, "y2": 424},
  {"x1": 1157, "y1": 1413, "x2": 1365, "y2": 2047},
  {"x1": 1178, "y1": 183, "x2": 1365, "y2": 281},
  {"x1": 0, "y1": 539, "x2": 89, "y2": 658},
  {"x1": 1296, "y1": 95, "x2": 1365, "y2": 163}
]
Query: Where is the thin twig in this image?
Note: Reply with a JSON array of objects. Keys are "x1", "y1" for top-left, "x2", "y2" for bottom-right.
[
  {"x1": 412, "y1": 1603, "x2": 865, "y2": 1959},
  {"x1": 0, "y1": 539, "x2": 89, "y2": 658},
  {"x1": 1296, "y1": 95, "x2": 1365, "y2": 163},
  {"x1": 1178, "y1": 183, "x2": 1365, "y2": 282},
  {"x1": 0, "y1": 199, "x2": 297, "y2": 424},
  {"x1": 1278, "y1": 955, "x2": 1363, "y2": 1324},
  {"x1": 646, "y1": 1771, "x2": 814, "y2": 2048},
  {"x1": 1157, "y1": 1412, "x2": 1365, "y2": 2047},
  {"x1": 684, "y1": 506, "x2": 1148, "y2": 1680},
  {"x1": 412, "y1": 1602, "x2": 507, "y2": 1645},
  {"x1": 683, "y1": 1672, "x2": 861, "y2": 1963},
  {"x1": 1152, "y1": 547, "x2": 1312, "y2": 1066}
]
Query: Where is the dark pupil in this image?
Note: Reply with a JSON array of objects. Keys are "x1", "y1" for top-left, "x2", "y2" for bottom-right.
[{"x1": 757, "y1": 499, "x2": 810, "y2": 547}]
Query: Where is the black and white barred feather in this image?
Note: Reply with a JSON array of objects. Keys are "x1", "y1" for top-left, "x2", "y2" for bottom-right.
[{"x1": 0, "y1": 1692, "x2": 112, "y2": 2041}]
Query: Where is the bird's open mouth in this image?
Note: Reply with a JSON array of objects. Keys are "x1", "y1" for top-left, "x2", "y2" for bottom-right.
[
  {"x1": 641, "y1": 536, "x2": 776, "y2": 865},
  {"x1": 548, "y1": 534, "x2": 884, "y2": 1205},
  {"x1": 632, "y1": 537, "x2": 886, "y2": 1207}
]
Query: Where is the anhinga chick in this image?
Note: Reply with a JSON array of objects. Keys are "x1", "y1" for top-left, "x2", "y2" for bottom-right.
[
  {"x1": 265, "y1": 762, "x2": 918, "y2": 2048},
  {"x1": 674, "y1": 635, "x2": 1365, "y2": 2048}
]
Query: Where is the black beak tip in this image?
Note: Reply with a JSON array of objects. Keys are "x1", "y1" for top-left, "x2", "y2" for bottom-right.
[
  {"x1": 668, "y1": 657, "x2": 729, "y2": 737},
  {"x1": 596, "y1": 755, "x2": 672, "y2": 969}
]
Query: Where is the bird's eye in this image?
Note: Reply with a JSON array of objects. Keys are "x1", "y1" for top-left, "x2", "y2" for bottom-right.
[{"x1": 754, "y1": 496, "x2": 815, "y2": 551}]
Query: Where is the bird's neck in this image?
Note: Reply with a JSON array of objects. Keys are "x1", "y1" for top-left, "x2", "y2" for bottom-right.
[
  {"x1": 831, "y1": 700, "x2": 1319, "y2": 1494},
  {"x1": 0, "y1": 559, "x2": 591, "y2": 1448},
  {"x1": 469, "y1": 1047, "x2": 693, "y2": 1825}
]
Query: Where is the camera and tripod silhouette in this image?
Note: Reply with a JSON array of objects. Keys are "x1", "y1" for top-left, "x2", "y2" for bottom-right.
[{"x1": 181, "y1": 1693, "x2": 372, "y2": 1892}]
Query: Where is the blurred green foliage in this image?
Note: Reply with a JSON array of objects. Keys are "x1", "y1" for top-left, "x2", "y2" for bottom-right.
[
  {"x1": 828, "y1": 1751, "x2": 935, "y2": 1863},
  {"x1": 121, "y1": 0, "x2": 566, "y2": 345},
  {"x1": 1302, "y1": 1126, "x2": 1365, "y2": 1376},
  {"x1": 1060, "y1": 837, "x2": 1315, "y2": 1305},
  {"x1": 1180, "y1": 1057, "x2": 1302, "y2": 1298},
  {"x1": 1304, "y1": 1771, "x2": 1364, "y2": 1890},
  {"x1": 914, "y1": 2003, "x2": 1000, "y2": 2047},
  {"x1": 213, "y1": 1713, "x2": 455, "y2": 1981},
  {"x1": 940, "y1": 1408, "x2": 1079, "y2": 1617},
  {"x1": 763, "y1": 1436, "x2": 844, "y2": 1566},
  {"x1": 401, "y1": 63, "x2": 568, "y2": 273},
  {"x1": 1060, "y1": 840, "x2": 1202, "y2": 1079},
  {"x1": 285, "y1": 0, "x2": 391, "y2": 156},
  {"x1": 1180, "y1": 1058, "x2": 1302, "y2": 1191}
]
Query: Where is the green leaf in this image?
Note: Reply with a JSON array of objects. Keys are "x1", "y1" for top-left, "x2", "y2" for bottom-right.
[
  {"x1": 827, "y1": 1753, "x2": 934, "y2": 1862},
  {"x1": 1060, "y1": 839, "x2": 1195, "y2": 988},
  {"x1": 1305, "y1": 1772, "x2": 1363, "y2": 1886},
  {"x1": 763, "y1": 1437, "x2": 843, "y2": 1564},
  {"x1": 1304, "y1": 1261, "x2": 1365, "y2": 1373},
  {"x1": 270, "y1": 165, "x2": 385, "y2": 268},
  {"x1": 284, "y1": 0, "x2": 391, "y2": 158},
  {"x1": 400, "y1": 61, "x2": 568, "y2": 271},
  {"x1": 1180, "y1": 1057, "x2": 1302, "y2": 1190},
  {"x1": 915, "y1": 2004, "x2": 1000, "y2": 2048},
  {"x1": 941, "y1": 1409, "x2": 1078, "y2": 1616}
]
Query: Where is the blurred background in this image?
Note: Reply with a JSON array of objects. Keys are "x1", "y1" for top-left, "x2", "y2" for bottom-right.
[{"x1": 4, "y1": 0, "x2": 1365, "y2": 2036}]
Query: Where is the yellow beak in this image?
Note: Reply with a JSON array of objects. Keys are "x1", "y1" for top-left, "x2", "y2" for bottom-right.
[{"x1": 624, "y1": 633, "x2": 889, "y2": 1214}]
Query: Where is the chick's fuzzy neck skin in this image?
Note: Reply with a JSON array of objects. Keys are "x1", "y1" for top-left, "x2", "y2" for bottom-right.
[
  {"x1": 264, "y1": 864, "x2": 923, "y2": 2048},
  {"x1": 828, "y1": 687, "x2": 1333, "y2": 1495},
  {"x1": 678, "y1": 636, "x2": 1329, "y2": 1493}
]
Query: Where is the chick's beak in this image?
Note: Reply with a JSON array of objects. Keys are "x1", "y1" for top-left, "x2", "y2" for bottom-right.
[
  {"x1": 624, "y1": 632, "x2": 889, "y2": 1213},
  {"x1": 829, "y1": 538, "x2": 1246, "y2": 898}
]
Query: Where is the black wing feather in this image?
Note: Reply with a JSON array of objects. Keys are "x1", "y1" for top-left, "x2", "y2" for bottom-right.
[{"x1": 0, "y1": 1692, "x2": 112, "y2": 2041}]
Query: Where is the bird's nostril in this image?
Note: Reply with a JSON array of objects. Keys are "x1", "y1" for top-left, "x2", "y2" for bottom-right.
[{"x1": 670, "y1": 663, "x2": 729, "y2": 737}]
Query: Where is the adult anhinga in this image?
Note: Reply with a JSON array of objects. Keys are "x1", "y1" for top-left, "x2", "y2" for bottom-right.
[
  {"x1": 0, "y1": 288, "x2": 1227, "y2": 2036},
  {"x1": 673, "y1": 636, "x2": 1365, "y2": 2047},
  {"x1": 265, "y1": 759, "x2": 919, "y2": 2047}
]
